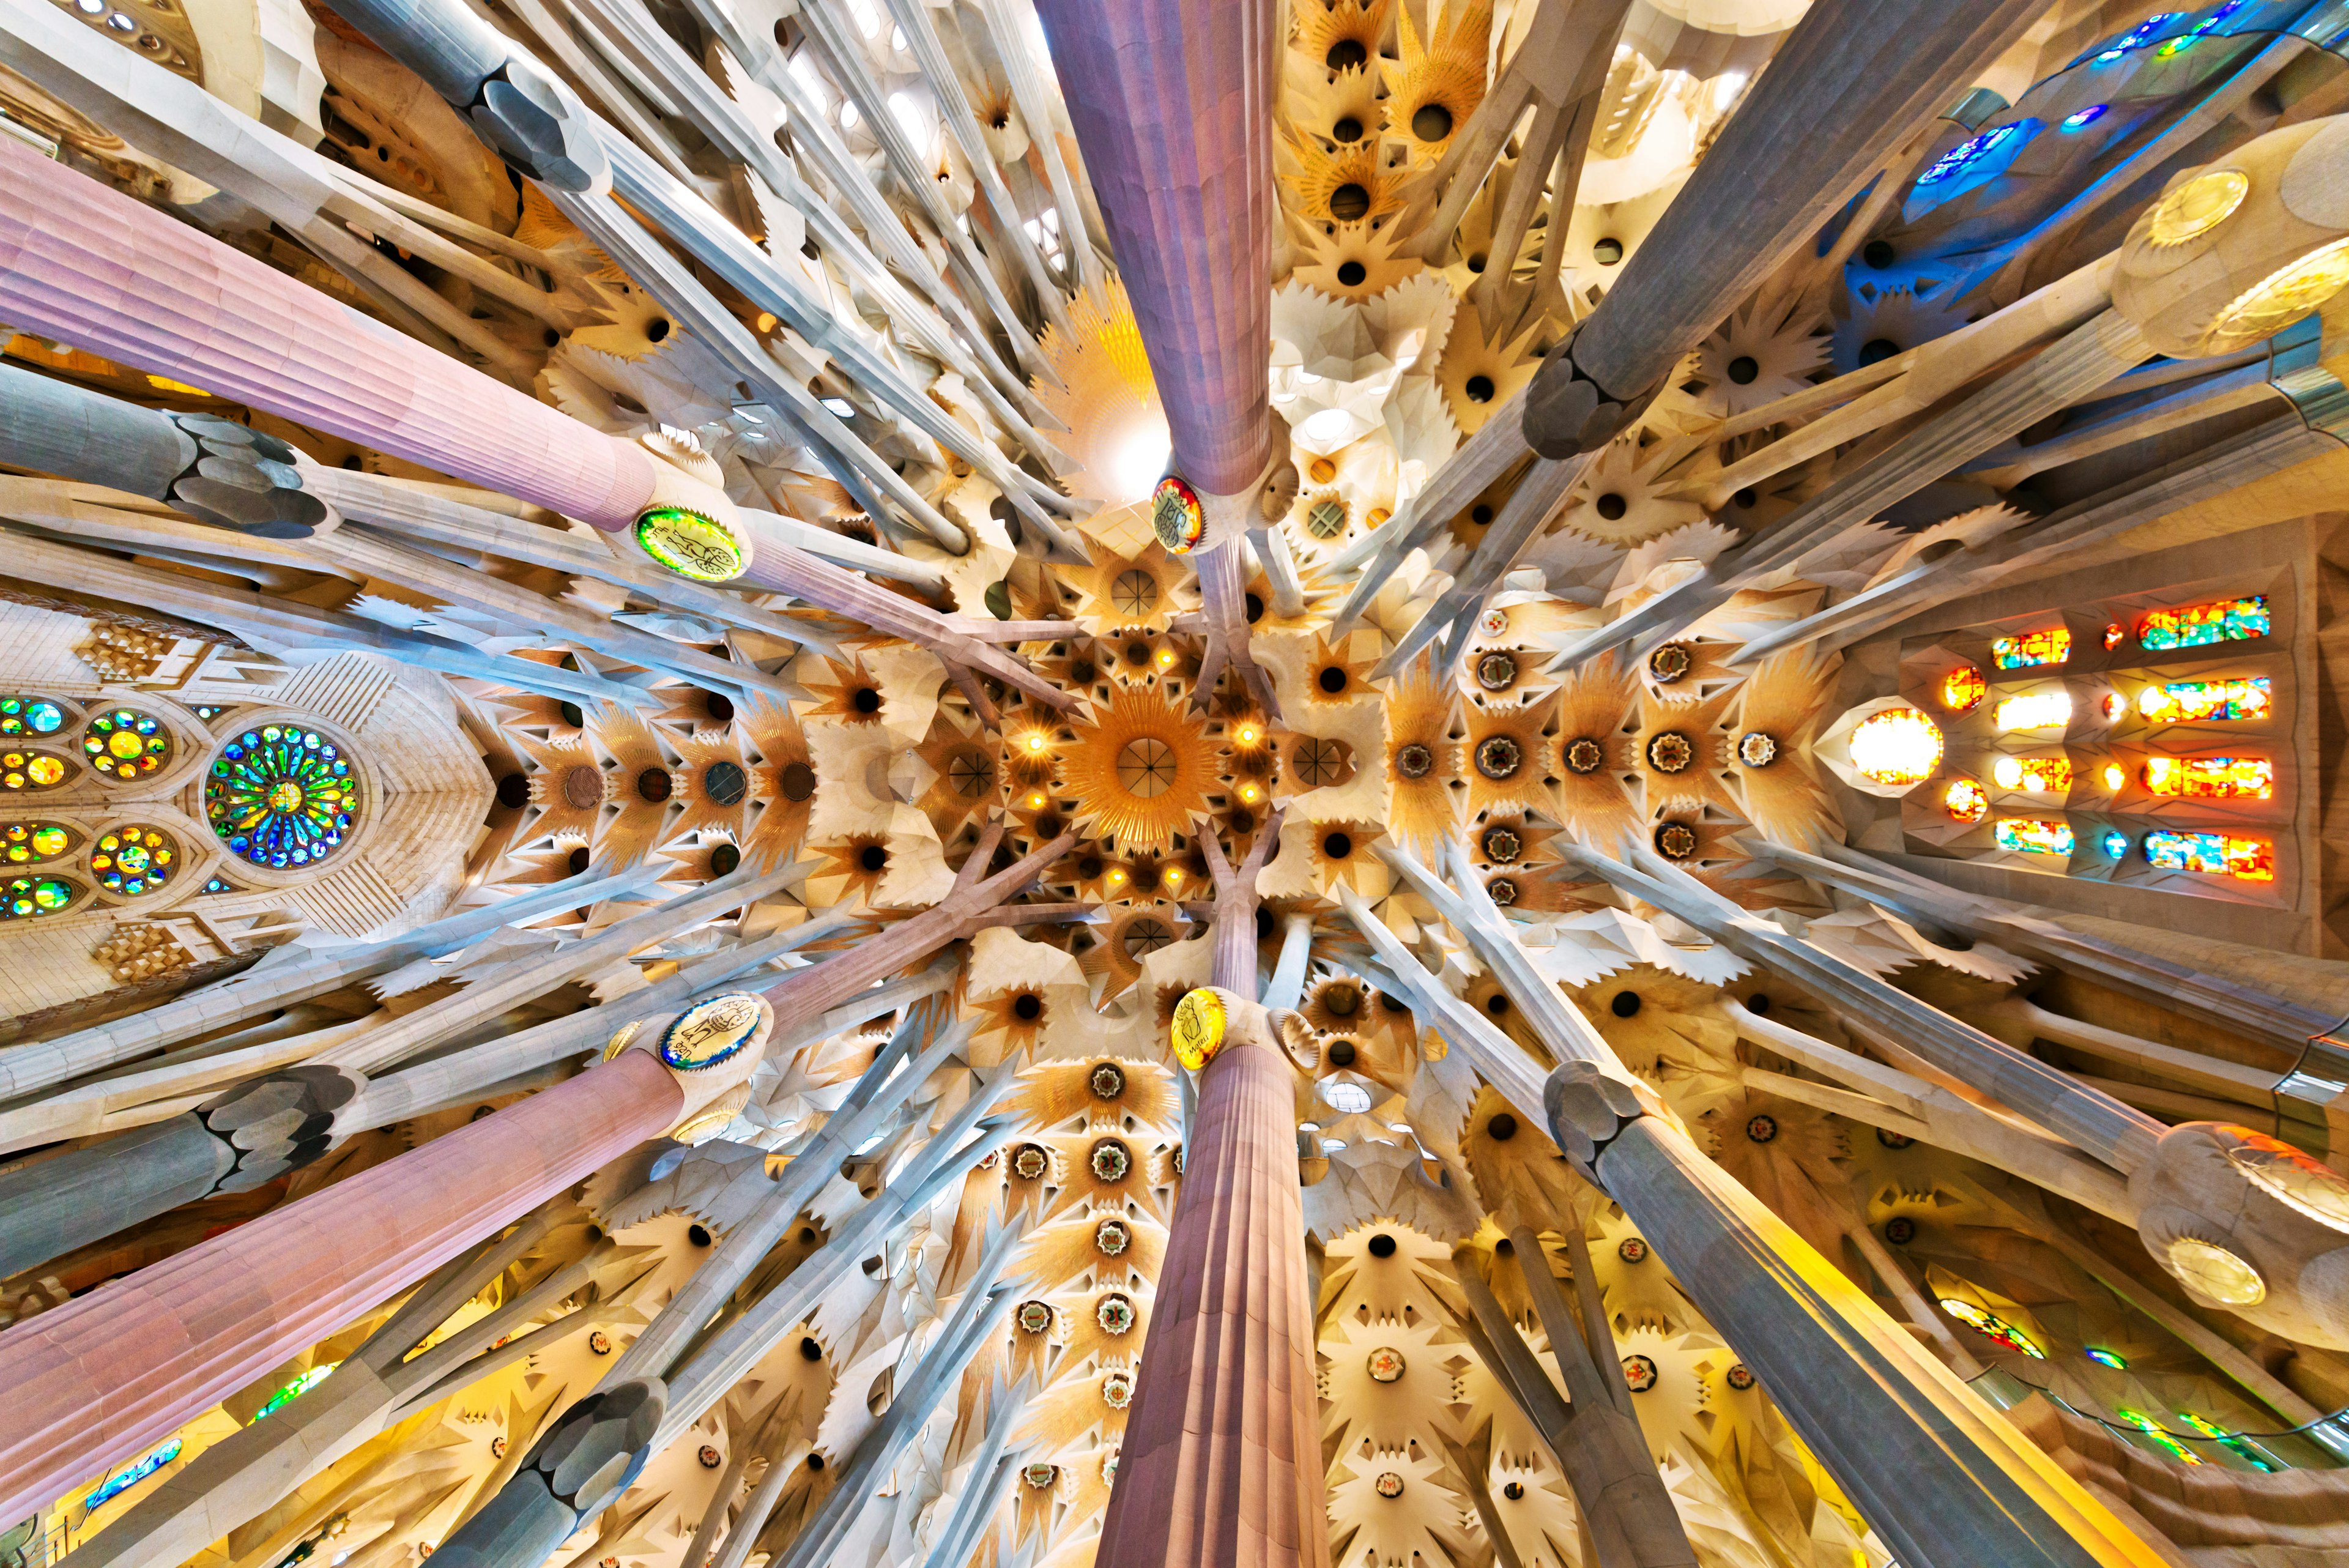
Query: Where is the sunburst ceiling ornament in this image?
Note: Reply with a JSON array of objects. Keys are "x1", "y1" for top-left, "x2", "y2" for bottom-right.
[{"x1": 1055, "y1": 680, "x2": 1220, "y2": 850}]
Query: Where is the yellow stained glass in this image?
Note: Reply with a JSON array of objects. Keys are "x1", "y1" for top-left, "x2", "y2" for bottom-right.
[
  {"x1": 1849, "y1": 708, "x2": 1943, "y2": 786},
  {"x1": 1993, "y1": 691, "x2": 2073, "y2": 731},
  {"x1": 1993, "y1": 818, "x2": 2073, "y2": 856},
  {"x1": 1991, "y1": 756, "x2": 2071, "y2": 792},
  {"x1": 2143, "y1": 830, "x2": 2273, "y2": 882},
  {"x1": 1992, "y1": 627, "x2": 2070, "y2": 670},
  {"x1": 2140, "y1": 756, "x2": 2273, "y2": 800},
  {"x1": 2136, "y1": 677, "x2": 2269, "y2": 724},
  {"x1": 2202, "y1": 236, "x2": 2349, "y2": 353}
]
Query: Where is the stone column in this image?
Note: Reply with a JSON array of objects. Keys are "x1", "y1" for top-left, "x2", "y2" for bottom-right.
[
  {"x1": 1095, "y1": 989, "x2": 1327, "y2": 1568},
  {"x1": 1545, "y1": 1068, "x2": 2171, "y2": 1568},
  {"x1": 0, "y1": 1066, "x2": 358, "y2": 1280},
  {"x1": 0, "y1": 868, "x2": 651, "y2": 1104},
  {"x1": 1444, "y1": 1241, "x2": 1696, "y2": 1568},
  {"x1": 0, "y1": 360, "x2": 324, "y2": 536},
  {"x1": 0, "y1": 136, "x2": 656, "y2": 530},
  {"x1": 1524, "y1": 0, "x2": 2050, "y2": 455},
  {"x1": 1783, "y1": 840, "x2": 2347, "y2": 1055},
  {"x1": 752, "y1": 825, "x2": 1075, "y2": 1016},
  {"x1": 1030, "y1": 0, "x2": 1275, "y2": 495},
  {"x1": 0, "y1": 998, "x2": 771, "y2": 1523},
  {"x1": 1365, "y1": 842, "x2": 2169, "y2": 1565}
]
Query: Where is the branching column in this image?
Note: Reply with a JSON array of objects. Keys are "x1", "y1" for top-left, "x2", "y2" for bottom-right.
[
  {"x1": 1523, "y1": 0, "x2": 2050, "y2": 455},
  {"x1": 1030, "y1": 0, "x2": 1274, "y2": 494},
  {"x1": 1547, "y1": 1070, "x2": 2170, "y2": 1568},
  {"x1": 1097, "y1": 986, "x2": 1326, "y2": 1568},
  {"x1": 1032, "y1": 0, "x2": 1281, "y2": 707},
  {"x1": 0, "y1": 136, "x2": 655, "y2": 528},
  {"x1": 0, "y1": 1047, "x2": 697, "y2": 1522},
  {"x1": 1103, "y1": 825, "x2": 1318, "y2": 1568},
  {"x1": 1364, "y1": 842, "x2": 2169, "y2": 1568}
]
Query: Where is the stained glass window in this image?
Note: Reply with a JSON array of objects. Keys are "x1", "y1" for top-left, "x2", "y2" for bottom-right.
[
  {"x1": 2137, "y1": 593, "x2": 2268, "y2": 651},
  {"x1": 0, "y1": 696, "x2": 65, "y2": 735},
  {"x1": 2, "y1": 823, "x2": 71, "y2": 863},
  {"x1": 1940, "y1": 665, "x2": 1986, "y2": 713},
  {"x1": 2141, "y1": 756, "x2": 2273, "y2": 800},
  {"x1": 2085, "y1": 1347, "x2": 2127, "y2": 1370},
  {"x1": 2143, "y1": 830, "x2": 2273, "y2": 882},
  {"x1": 1994, "y1": 819, "x2": 2074, "y2": 856},
  {"x1": 206, "y1": 726, "x2": 358, "y2": 869},
  {"x1": 1938, "y1": 1296, "x2": 2046, "y2": 1358},
  {"x1": 92, "y1": 826, "x2": 176, "y2": 896},
  {"x1": 253, "y1": 1362, "x2": 335, "y2": 1421},
  {"x1": 2117, "y1": 1409, "x2": 2201, "y2": 1465},
  {"x1": 83, "y1": 1437, "x2": 182, "y2": 1510},
  {"x1": 81, "y1": 708, "x2": 171, "y2": 781},
  {"x1": 1943, "y1": 778, "x2": 1989, "y2": 824},
  {"x1": 2174, "y1": 1410, "x2": 2279, "y2": 1471},
  {"x1": 1992, "y1": 756, "x2": 2072, "y2": 792},
  {"x1": 1915, "y1": 121, "x2": 2028, "y2": 187},
  {"x1": 2101, "y1": 830, "x2": 2131, "y2": 858},
  {"x1": 2136, "y1": 676, "x2": 2269, "y2": 724},
  {"x1": 2, "y1": 751, "x2": 68, "y2": 789},
  {"x1": 1992, "y1": 627, "x2": 2071, "y2": 669},
  {"x1": 1993, "y1": 691, "x2": 2073, "y2": 731},
  {"x1": 1849, "y1": 708, "x2": 1943, "y2": 786},
  {"x1": 2, "y1": 875, "x2": 76, "y2": 917},
  {"x1": 2102, "y1": 623, "x2": 2126, "y2": 650}
]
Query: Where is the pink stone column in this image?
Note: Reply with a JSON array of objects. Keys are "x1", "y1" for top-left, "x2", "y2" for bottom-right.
[
  {"x1": 1096, "y1": 1035, "x2": 1327, "y2": 1568},
  {"x1": 1030, "y1": 0, "x2": 1275, "y2": 494},
  {"x1": 0, "y1": 1050, "x2": 680, "y2": 1522},
  {"x1": 0, "y1": 138, "x2": 655, "y2": 529}
]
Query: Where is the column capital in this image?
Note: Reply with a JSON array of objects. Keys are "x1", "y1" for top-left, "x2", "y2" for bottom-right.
[{"x1": 614, "y1": 992, "x2": 776, "y2": 1145}]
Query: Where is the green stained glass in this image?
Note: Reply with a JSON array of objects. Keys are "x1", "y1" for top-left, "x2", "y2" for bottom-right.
[
  {"x1": 2, "y1": 875, "x2": 76, "y2": 918},
  {"x1": 205, "y1": 726, "x2": 358, "y2": 869},
  {"x1": 0, "y1": 696, "x2": 65, "y2": 735},
  {"x1": 2137, "y1": 594, "x2": 2268, "y2": 652},
  {"x1": 81, "y1": 708, "x2": 171, "y2": 781}
]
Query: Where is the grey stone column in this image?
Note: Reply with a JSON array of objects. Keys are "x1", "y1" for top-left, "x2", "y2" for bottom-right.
[
  {"x1": 0, "y1": 360, "x2": 327, "y2": 535},
  {"x1": 1545, "y1": 1066, "x2": 2170, "y2": 1568},
  {"x1": 1523, "y1": 0, "x2": 2050, "y2": 455},
  {"x1": 0, "y1": 1067, "x2": 359, "y2": 1279},
  {"x1": 1444, "y1": 1244, "x2": 1696, "y2": 1568},
  {"x1": 429, "y1": 1380, "x2": 667, "y2": 1568}
]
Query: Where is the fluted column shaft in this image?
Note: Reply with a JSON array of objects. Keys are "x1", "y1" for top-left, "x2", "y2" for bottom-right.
[
  {"x1": 1575, "y1": 1109, "x2": 2168, "y2": 1568},
  {"x1": 0, "y1": 138, "x2": 655, "y2": 528},
  {"x1": 0, "y1": 1050, "x2": 680, "y2": 1522},
  {"x1": 1031, "y1": 0, "x2": 1274, "y2": 492},
  {"x1": 1559, "y1": 0, "x2": 2048, "y2": 405},
  {"x1": 1097, "y1": 1039, "x2": 1325, "y2": 1568},
  {"x1": 0, "y1": 1115, "x2": 231, "y2": 1280}
]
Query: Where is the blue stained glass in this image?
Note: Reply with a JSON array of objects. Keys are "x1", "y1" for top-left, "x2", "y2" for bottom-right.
[
  {"x1": 1918, "y1": 124, "x2": 2022, "y2": 186},
  {"x1": 2092, "y1": 12, "x2": 2180, "y2": 61},
  {"x1": 2062, "y1": 105, "x2": 2109, "y2": 130},
  {"x1": 205, "y1": 726, "x2": 358, "y2": 869},
  {"x1": 85, "y1": 1438, "x2": 182, "y2": 1511},
  {"x1": 2101, "y1": 830, "x2": 2130, "y2": 858},
  {"x1": 0, "y1": 697, "x2": 64, "y2": 735}
]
